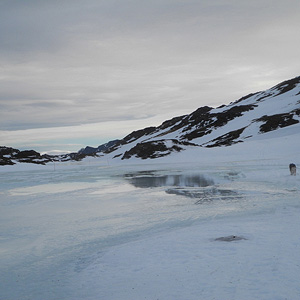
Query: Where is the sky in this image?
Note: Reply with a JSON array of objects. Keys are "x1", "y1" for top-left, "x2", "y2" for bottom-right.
[{"x1": 1, "y1": 0, "x2": 300, "y2": 154}]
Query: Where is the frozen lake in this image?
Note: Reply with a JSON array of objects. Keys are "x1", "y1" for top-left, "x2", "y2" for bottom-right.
[{"x1": 0, "y1": 162, "x2": 299, "y2": 299}]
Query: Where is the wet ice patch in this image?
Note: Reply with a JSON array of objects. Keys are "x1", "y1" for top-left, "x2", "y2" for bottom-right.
[
  {"x1": 128, "y1": 173, "x2": 214, "y2": 188},
  {"x1": 126, "y1": 172, "x2": 244, "y2": 203}
]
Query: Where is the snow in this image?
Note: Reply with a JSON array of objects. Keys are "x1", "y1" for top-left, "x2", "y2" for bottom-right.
[
  {"x1": 70, "y1": 207, "x2": 300, "y2": 300},
  {"x1": 1, "y1": 147, "x2": 300, "y2": 300},
  {"x1": 1, "y1": 104, "x2": 300, "y2": 299}
]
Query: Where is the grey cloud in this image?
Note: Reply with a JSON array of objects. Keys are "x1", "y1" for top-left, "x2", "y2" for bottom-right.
[
  {"x1": 0, "y1": 0, "x2": 295, "y2": 56},
  {"x1": 1, "y1": 0, "x2": 300, "y2": 141}
]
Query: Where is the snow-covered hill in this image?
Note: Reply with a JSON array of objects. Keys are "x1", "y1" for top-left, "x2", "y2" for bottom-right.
[
  {"x1": 106, "y1": 76, "x2": 300, "y2": 160},
  {"x1": 1, "y1": 76, "x2": 300, "y2": 166}
]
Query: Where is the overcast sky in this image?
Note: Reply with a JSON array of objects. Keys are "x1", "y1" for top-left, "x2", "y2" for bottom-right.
[{"x1": 1, "y1": 0, "x2": 300, "y2": 153}]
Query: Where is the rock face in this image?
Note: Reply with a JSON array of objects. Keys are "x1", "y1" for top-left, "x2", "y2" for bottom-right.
[
  {"x1": 0, "y1": 140, "x2": 121, "y2": 166},
  {"x1": 121, "y1": 140, "x2": 197, "y2": 160},
  {"x1": 0, "y1": 146, "x2": 94, "y2": 166},
  {"x1": 107, "y1": 76, "x2": 300, "y2": 160},
  {"x1": 256, "y1": 110, "x2": 300, "y2": 133},
  {"x1": 78, "y1": 140, "x2": 120, "y2": 155},
  {"x1": 0, "y1": 147, "x2": 54, "y2": 165}
]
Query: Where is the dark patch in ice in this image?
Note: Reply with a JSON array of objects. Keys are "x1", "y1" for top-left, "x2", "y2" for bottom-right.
[
  {"x1": 124, "y1": 170, "x2": 161, "y2": 178},
  {"x1": 126, "y1": 173, "x2": 244, "y2": 203},
  {"x1": 214, "y1": 235, "x2": 247, "y2": 242},
  {"x1": 166, "y1": 187, "x2": 242, "y2": 204},
  {"x1": 128, "y1": 174, "x2": 214, "y2": 188}
]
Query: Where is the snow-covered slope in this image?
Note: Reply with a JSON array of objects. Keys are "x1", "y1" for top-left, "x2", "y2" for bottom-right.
[
  {"x1": 1, "y1": 76, "x2": 299, "y2": 167},
  {"x1": 107, "y1": 76, "x2": 300, "y2": 160}
]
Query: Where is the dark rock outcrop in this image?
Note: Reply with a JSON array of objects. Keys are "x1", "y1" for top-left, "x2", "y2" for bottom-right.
[
  {"x1": 205, "y1": 127, "x2": 246, "y2": 147},
  {"x1": 78, "y1": 139, "x2": 120, "y2": 155},
  {"x1": 0, "y1": 147, "x2": 55, "y2": 165},
  {"x1": 271, "y1": 76, "x2": 300, "y2": 96},
  {"x1": 256, "y1": 109, "x2": 300, "y2": 133},
  {"x1": 122, "y1": 139, "x2": 197, "y2": 160}
]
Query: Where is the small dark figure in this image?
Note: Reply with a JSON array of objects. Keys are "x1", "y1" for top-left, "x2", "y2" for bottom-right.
[{"x1": 289, "y1": 163, "x2": 296, "y2": 176}]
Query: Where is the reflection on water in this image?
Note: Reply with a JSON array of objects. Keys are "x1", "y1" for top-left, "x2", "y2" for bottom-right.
[
  {"x1": 126, "y1": 173, "x2": 243, "y2": 204},
  {"x1": 128, "y1": 174, "x2": 214, "y2": 188}
]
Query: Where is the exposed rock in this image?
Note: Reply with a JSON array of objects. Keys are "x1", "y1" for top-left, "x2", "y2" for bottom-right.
[
  {"x1": 182, "y1": 105, "x2": 256, "y2": 141},
  {"x1": 233, "y1": 92, "x2": 260, "y2": 104},
  {"x1": 271, "y1": 76, "x2": 300, "y2": 96},
  {"x1": 122, "y1": 139, "x2": 197, "y2": 160},
  {"x1": 256, "y1": 112, "x2": 299, "y2": 133},
  {"x1": 78, "y1": 146, "x2": 98, "y2": 155},
  {"x1": 78, "y1": 139, "x2": 120, "y2": 155},
  {"x1": 158, "y1": 115, "x2": 187, "y2": 131},
  {"x1": 0, "y1": 146, "x2": 54, "y2": 165},
  {"x1": 123, "y1": 127, "x2": 157, "y2": 143},
  {"x1": 204, "y1": 127, "x2": 246, "y2": 147},
  {"x1": 105, "y1": 127, "x2": 157, "y2": 154}
]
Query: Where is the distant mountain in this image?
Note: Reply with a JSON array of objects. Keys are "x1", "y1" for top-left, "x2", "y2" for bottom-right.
[
  {"x1": 78, "y1": 140, "x2": 120, "y2": 155},
  {"x1": 0, "y1": 140, "x2": 120, "y2": 166},
  {"x1": 106, "y1": 76, "x2": 300, "y2": 160},
  {"x1": 1, "y1": 76, "x2": 300, "y2": 165},
  {"x1": 0, "y1": 147, "x2": 55, "y2": 165}
]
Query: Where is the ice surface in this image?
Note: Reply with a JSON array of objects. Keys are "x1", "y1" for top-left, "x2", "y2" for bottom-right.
[
  {"x1": 2, "y1": 80, "x2": 300, "y2": 299},
  {"x1": 1, "y1": 161, "x2": 300, "y2": 300}
]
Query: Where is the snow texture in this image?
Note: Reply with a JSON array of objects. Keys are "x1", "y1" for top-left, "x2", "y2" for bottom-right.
[{"x1": 1, "y1": 129, "x2": 300, "y2": 300}]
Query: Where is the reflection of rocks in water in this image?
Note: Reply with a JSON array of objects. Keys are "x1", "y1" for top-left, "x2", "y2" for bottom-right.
[
  {"x1": 214, "y1": 235, "x2": 247, "y2": 242},
  {"x1": 126, "y1": 173, "x2": 243, "y2": 204},
  {"x1": 129, "y1": 174, "x2": 214, "y2": 188},
  {"x1": 166, "y1": 187, "x2": 242, "y2": 204},
  {"x1": 124, "y1": 170, "x2": 160, "y2": 178}
]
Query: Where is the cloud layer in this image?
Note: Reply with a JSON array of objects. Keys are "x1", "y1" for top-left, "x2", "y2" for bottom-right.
[{"x1": 1, "y1": 0, "x2": 300, "y2": 152}]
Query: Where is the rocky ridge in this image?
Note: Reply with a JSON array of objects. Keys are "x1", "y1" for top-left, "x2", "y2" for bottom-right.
[
  {"x1": 106, "y1": 76, "x2": 300, "y2": 160},
  {"x1": 0, "y1": 140, "x2": 119, "y2": 166},
  {"x1": 1, "y1": 76, "x2": 300, "y2": 165}
]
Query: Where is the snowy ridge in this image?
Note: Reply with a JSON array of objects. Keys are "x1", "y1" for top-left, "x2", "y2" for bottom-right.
[
  {"x1": 105, "y1": 76, "x2": 300, "y2": 160},
  {"x1": 1, "y1": 76, "x2": 300, "y2": 166}
]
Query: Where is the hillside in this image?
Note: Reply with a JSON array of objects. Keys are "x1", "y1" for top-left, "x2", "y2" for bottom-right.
[
  {"x1": 105, "y1": 76, "x2": 300, "y2": 160},
  {"x1": 1, "y1": 76, "x2": 300, "y2": 166}
]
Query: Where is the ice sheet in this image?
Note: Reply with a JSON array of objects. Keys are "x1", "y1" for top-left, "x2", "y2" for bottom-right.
[{"x1": 1, "y1": 162, "x2": 300, "y2": 299}]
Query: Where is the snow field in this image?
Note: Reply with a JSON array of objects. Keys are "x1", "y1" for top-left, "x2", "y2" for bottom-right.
[
  {"x1": 1, "y1": 123, "x2": 300, "y2": 300},
  {"x1": 70, "y1": 205, "x2": 300, "y2": 300}
]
